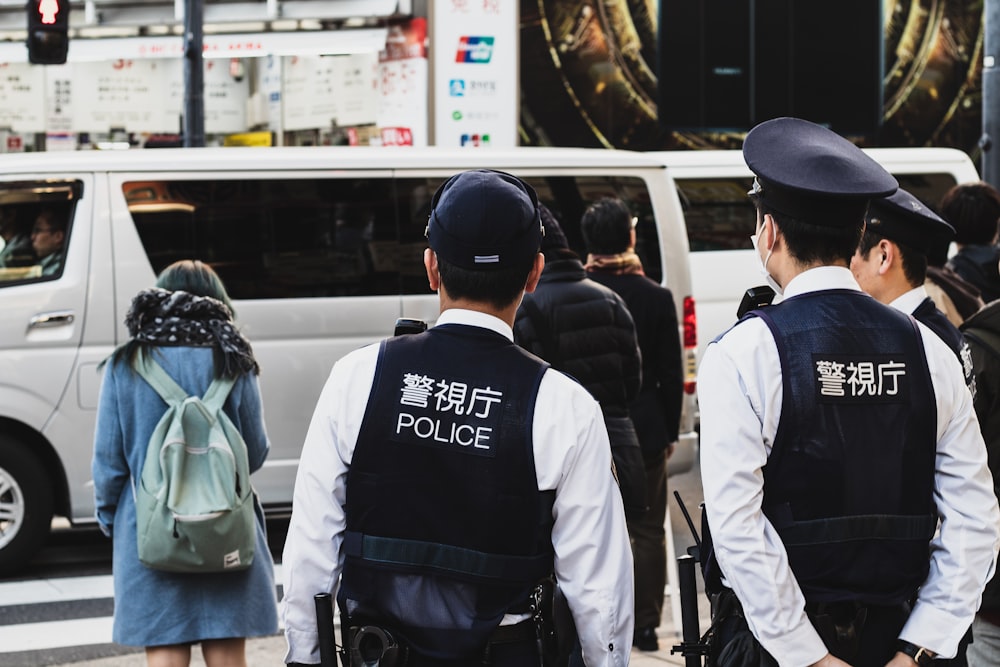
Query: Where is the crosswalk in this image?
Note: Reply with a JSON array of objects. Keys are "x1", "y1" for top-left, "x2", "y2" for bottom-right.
[{"x1": 0, "y1": 565, "x2": 286, "y2": 661}]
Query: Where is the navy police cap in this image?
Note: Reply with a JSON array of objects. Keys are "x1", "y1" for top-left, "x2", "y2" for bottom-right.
[
  {"x1": 425, "y1": 169, "x2": 543, "y2": 270},
  {"x1": 866, "y1": 187, "x2": 955, "y2": 254},
  {"x1": 744, "y1": 117, "x2": 898, "y2": 226}
]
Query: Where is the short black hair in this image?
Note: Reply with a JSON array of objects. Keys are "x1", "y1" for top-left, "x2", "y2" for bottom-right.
[
  {"x1": 581, "y1": 198, "x2": 632, "y2": 255},
  {"x1": 756, "y1": 199, "x2": 864, "y2": 266},
  {"x1": 858, "y1": 229, "x2": 927, "y2": 287},
  {"x1": 939, "y1": 181, "x2": 1000, "y2": 245},
  {"x1": 437, "y1": 256, "x2": 536, "y2": 310}
]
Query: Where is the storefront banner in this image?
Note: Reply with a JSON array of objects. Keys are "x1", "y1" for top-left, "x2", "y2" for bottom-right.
[
  {"x1": 0, "y1": 63, "x2": 46, "y2": 133},
  {"x1": 282, "y1": 53, "x2": 378, "y2": 132},
  {"x1": 163, "y1": 58, "x2": 250, "y2": 134},
  {"x1": 431, "y1": 0, "x2": 517, "y2": 147},
  {"x1": 0, "y1": 29, "x2": 388, "y2": 63},
  {"x1": 336, "y1": 53, "x2": 379, "y2": 127},
  {"x1": 71, "y1": 60, "x2": 175, "y2": 133},
  {"x1": 376, "y1": 18, "x2": 428, "y2": 146},
  {"x1": 282, "y1": 56, "x2": 341, "y2": 132}
]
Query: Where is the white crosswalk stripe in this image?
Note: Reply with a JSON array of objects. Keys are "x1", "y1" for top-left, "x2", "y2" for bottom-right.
[{"x1": 0, "y1": 565, "x2": 286, "y2": 655}]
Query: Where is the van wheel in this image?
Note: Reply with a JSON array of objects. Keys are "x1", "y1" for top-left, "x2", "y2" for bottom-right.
[{"x1": 0, "y1": 437, "x2": 54, "y2": 574}]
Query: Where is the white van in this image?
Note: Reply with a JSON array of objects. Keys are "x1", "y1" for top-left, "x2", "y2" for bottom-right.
[
  {"x1": 650, "y1": 148, "x2": 982, "y2": 366},
  {"x1": 0, "y1": 146, "x2": 700, "y2": 572}
]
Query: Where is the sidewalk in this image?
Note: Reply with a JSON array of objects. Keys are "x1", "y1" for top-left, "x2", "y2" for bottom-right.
[
  {"x1": 54, "y1": 606, "x2": 709, "y2": 666},
  {"x1": 54, "y1": 464, "x2": 710, "y2": 666}
]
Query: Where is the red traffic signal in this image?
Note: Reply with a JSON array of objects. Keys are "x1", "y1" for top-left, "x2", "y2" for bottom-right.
[{"x1": 27, "y1": 0, "x2": 70, "y2": 65}]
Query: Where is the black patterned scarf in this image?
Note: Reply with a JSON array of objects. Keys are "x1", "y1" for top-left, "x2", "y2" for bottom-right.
[{"x1": 125, "y1": 288, "x2": 259, "y2": 375}]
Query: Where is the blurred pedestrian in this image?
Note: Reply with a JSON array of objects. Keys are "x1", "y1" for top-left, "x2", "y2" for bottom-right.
[
  {"x1": 92, "y1": 259, "x2": 278, "y2": 667},
  {"x1": 941, "y1": 181, "x2": 1000, "y2": 303},
  {"x1": 514, "y1": 204, "x2": 646, "y2": 521},
  {"x1": 581, "y1": 197, "x2": 684, "y2": 652}
]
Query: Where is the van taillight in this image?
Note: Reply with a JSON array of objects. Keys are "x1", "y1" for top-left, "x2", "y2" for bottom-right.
[{"x1": 683, "y1": 296, "x2": 697, "y2": 394}]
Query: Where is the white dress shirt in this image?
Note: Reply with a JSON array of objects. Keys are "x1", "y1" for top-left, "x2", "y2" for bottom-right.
[
  {"x1": 281, "y1": 308, "x2": 634, "y2": 666},
  {"x1": 699, "y1": 266, "x2": 999, "y2": 665}
]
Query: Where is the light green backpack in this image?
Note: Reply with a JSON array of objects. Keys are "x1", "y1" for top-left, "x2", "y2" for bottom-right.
[{"x1": 133, "y1": 350, "x2": 256, "y2": 573}]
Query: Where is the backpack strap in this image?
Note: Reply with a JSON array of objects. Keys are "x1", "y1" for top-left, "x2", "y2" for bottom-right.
[{"x1": 135, "y1": 349, "x2": 236, "y2": 409}]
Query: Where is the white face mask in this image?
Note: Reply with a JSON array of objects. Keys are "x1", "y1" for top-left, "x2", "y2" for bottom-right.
[{"x1": 750, "y1": 229, "x2": 783, "y2": 295}]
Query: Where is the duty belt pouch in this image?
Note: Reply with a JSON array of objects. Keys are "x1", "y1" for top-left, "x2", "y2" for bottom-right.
[
  {"x1": 809, "y1": 602, "x2": 867, "y2": 663},
  {"x1": 708, "y1": 589, "x2": 778, "y2": 667},
  {"x1": 345, "y1": 624, "x2": 407, "y2": 667}
]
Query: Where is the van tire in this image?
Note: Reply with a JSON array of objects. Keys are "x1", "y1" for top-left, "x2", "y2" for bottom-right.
[{"x1": 0, "y1": 437, "x2": 54, "y2": 574}]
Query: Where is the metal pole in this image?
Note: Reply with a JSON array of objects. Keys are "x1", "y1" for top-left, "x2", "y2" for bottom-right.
[
  {"x1": 183, "y1": 0, "x2": 204, "y2": 147},
  {"x1": 983, "y1": 0, "x2": 1000, "y2": 185}
]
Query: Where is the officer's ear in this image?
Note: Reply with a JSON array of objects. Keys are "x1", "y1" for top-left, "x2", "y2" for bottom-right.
[
  {"x1": 424, "y1": 248, "x2": 441, "y2": 292},
  {"x1": 877, "y1": 239, "x2": 894, "y2": 275},
  {"x1": 523, "y1": 252, "x2": 545, "y2": 294}
]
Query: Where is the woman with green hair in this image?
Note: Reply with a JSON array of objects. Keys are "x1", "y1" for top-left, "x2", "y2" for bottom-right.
[{"x1": 92, "y1": 259, "x2": 278, "y2": 667}]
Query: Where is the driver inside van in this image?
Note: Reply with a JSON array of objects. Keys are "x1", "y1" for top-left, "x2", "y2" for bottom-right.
[{"x1": 31, "y1": 208, "x2": 67, "y2": 276}]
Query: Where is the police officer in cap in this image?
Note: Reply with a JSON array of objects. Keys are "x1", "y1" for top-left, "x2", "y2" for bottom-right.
[
  {"x1": 281, "y1": 169, "x2": 634, "y2": 666},
  {"x1": 851, "y1": 188, "x2": 976, "y2": 395},
  {"x1": 698, "y1": 117, "x2": 999, "y2": 667}
]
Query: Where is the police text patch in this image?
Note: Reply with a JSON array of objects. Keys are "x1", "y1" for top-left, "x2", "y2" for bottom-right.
[
  {"x1": 812, "y1": 354, "x2": 909, "y2": 403},
  {"x1": 392, "y1": 370, "x2": 503, "y2": 457}
]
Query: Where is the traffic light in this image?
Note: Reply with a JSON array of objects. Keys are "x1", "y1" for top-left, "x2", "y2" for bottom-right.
[{"x1": 27, "y1": 0, "x2": 69, "y2": 65}]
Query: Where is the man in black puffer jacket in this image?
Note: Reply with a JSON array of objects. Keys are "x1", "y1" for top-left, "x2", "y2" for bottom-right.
[
  {"x1": 514, "y1": 205, "x2": 647, "y2": 523},
  {"x1": 961, "y1": 294, "x2": 1000, "y2": 664}
]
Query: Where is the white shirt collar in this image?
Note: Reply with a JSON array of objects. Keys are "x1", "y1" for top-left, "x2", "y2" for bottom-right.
[
  {"x1": 781, "y1": 266, "x2": 863, "y2": 299},
  {"x1": 434, "y1": 308, "x2": 514, "y2": 341},
  {"x1": 889, "y1": 285, "x2": 929, "y2": 315}
]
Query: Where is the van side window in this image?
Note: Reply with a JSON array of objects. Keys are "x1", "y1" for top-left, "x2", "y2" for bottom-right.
[
  {"x1": 675, "y1": 178, "x2": 756, "y2": 252},
  {"x1": 893, "y1": 173, "x2": 959, "y2": 214},
  {"x1": 0, "y1": 182, "x2": 78, "y2": 286},
  {"x1": 123, "y1": 178, "x2": 403, "y2": 299},
  {"x1": 393, "y1": 175, "x2": 664, "y2": 288}
]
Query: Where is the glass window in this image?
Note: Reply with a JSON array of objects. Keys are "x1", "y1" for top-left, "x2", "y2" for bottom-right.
[
  {"x1": 394, "y1": 174, "x2": 663, "y2": 288},
  {"x1": 123, "y1": 178, "x2": 402, "y2": 299},
  {"x1": 0, "y1": 181, "x2": 79, "y2": 286},
  {"x1": 676, "y1": 173, "x2": 961, "y2": 254},
  {"x1": 675, "y1": 178, "x2": 756, "y2": 252}
]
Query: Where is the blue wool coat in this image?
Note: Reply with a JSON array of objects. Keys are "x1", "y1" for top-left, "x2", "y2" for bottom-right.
[{"x1": 92, "y1": 346, "x2": 279, "y2": 647}]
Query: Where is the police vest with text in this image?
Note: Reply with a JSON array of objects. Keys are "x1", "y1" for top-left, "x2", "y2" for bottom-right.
[
  {"x1": 339, "y1": 324, "x2": 555, "y2": 661},
  {"x1": 749, "y1": 290, "x2": 937, "y2": 605}
]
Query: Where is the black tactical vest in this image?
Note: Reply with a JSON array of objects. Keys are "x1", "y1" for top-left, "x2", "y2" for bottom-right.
[
  {"x1": 751, "y1": 290, "x2": 937, "y2": 605},
  {"x1": 339, "y1": 324, "x2": 555, "y2": 661},
  {"x1": 912, "y1": 296, "x2": 975, "y2": 395}
]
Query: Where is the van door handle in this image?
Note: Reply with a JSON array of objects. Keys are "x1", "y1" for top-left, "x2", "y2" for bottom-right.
[{"x1": 29, "y1": 310, "x2": 75, "y2": 329}]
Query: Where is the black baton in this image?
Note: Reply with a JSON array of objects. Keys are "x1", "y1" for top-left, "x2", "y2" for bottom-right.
[
  {"x1": 314, "y1": 592, "x2": 337, "y2": 667},
  {"x1": 675, "y1": 554, "x2": 705, "y2": 667}
]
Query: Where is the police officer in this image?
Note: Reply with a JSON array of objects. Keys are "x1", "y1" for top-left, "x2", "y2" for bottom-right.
[
  {"x1": 698, "y1": 117, "x2": 1000, "y2": 667},
  {"x1": 850, "y1": 187, "x2": 976, "y2": 394},
  {"x1": 281, "y1": 169, "x2": 634, "y2": 666}
]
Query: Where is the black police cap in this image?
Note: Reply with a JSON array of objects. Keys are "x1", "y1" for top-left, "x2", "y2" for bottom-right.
[
  {"x1": 744, "y1": 117, "x2": 898, "y2": 226},
  {"x1": 866, "y1": 188, "x2": 955, "y2": 254},
  {"x1": 425, "y1": 169, "x2": 543, "y2": 270}
]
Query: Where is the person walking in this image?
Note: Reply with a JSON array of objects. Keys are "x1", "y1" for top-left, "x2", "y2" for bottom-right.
[
  {"x1": 699, "y1": 117, "x2": 999, "y2": 667},
  {"x1": 581, "y1": 196, "x2": 685, "y2": 652},
  {"x1": 92, "y1": 259, "x2": 279, "y2": 667},
  {"x1": 513, "y1": 204, "x2": 646, "y2": 522},
  {"x1": 280, "y1": 169, "x2": 634, "y2": 667}
]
